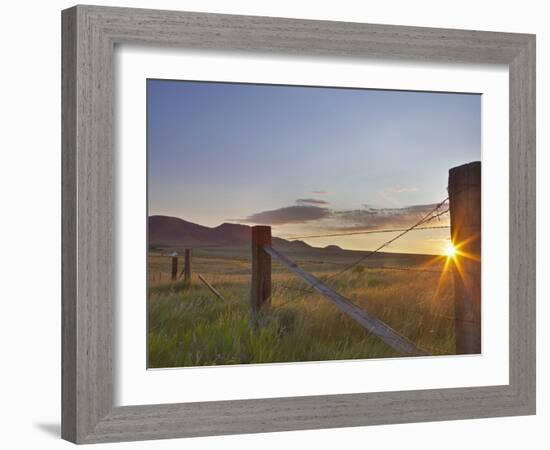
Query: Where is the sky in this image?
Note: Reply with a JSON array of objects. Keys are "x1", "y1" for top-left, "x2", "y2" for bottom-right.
[{"x1": 147, "y1": 79, "x2": 480, "y2": 255}]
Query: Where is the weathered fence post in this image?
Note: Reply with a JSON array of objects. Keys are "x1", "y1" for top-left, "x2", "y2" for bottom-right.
[
  {"x1": 448, "y1": 161, "x2": 481, "y2": 354},
  {"x1": 171, "y1": 255, "x2": 178, "y2": 281},
  {"x1": 184, "y1": 248, "x2": 192, "y2": 286},
  {"x1": 251, "y1": 226, "x2": 272, "y2": 313}
]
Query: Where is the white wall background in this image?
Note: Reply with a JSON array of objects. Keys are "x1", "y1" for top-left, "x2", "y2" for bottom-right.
[{"x1": 0, "y1": 1, "x2": 546, "y2": 448}]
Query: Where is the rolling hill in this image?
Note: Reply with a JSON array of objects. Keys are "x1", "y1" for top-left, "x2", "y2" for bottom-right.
[
  {"x1": 148, "y1": 215, "x2": 311, "y2": 251},
  {"x1": 147, "y1": 215, "x2": 441, "y2": 269}
]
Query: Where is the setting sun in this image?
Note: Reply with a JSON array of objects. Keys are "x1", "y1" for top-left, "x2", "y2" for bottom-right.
[{"x1": 444, "y1": 242, "x2": 457, "y2": 258}]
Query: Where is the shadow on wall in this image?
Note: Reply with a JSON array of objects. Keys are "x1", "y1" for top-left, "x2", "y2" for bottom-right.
[{"x1": 35, "y1": 423, "x2": 60, "y2": 438}]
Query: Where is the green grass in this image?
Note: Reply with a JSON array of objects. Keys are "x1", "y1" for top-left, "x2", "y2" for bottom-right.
[{"x1": 147, "y1": 250, "x2": 456, "y2": 368}]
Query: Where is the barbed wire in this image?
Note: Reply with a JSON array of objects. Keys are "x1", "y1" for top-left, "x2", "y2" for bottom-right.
[
  {"x1": 322, "y1": 196, "x2": 451, "y2": 282},
  {"x1": 272, "y1": 257, "x2": 467, "y2": 276},
  {"x1": 281, "y1": 224, "x2": 449, "y2": 241},
  {"x1": 363, "y1": 265, "x2": 449, "y2": 274},
  {"x1": 268, "y1": 187, "x2": 470, "y2": 310},
  {"x1": 157, "y1": 188, "x2": 474, "y2": 335},
  {"x1": 151, "y1": 185, "x2": 478, "y2": 355}
]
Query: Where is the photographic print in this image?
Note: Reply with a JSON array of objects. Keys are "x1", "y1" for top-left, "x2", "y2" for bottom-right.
[{"x1": 147, "y1": 80, "x2": 481, "y2": 368}]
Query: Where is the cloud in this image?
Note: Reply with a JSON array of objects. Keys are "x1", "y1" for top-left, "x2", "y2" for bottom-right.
[
  {"x1": 238, "y1": 200, "x2": 448, "y2": 230},
  {"x1": 330, "y1": 203, "x2": 448, "y2": 231},
  {"x1": 296, "y1": 198, "x2": 330, "y2": 205},
  {"x1": 311, "y1": 190, "x2": 329, "y2": 195},
  {"x1": 385, "y1": 187, "x2": 419, "y2": 194},
  {"x1": 241, "y1": 205, "x2": 331, "y2": 225}
]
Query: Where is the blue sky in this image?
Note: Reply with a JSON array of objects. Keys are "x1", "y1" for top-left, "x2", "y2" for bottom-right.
[{"x1": 147, "y1": 79, "x2": 480, "y2": 254}]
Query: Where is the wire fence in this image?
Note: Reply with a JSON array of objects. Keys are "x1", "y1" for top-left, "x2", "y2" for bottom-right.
[
  {"x1": 282, "y1": 224, "x2": 449, "y2": 241},
  {"x1": 268, "y1": 194, "x2": 452, "y2": 308},
  {"x1": 149, "y1": 181, "x2": 480, "y2": 356}
]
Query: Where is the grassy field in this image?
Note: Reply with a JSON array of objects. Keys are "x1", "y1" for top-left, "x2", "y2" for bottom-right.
[{"x1": 147, "y1": 246, "x2": 456, "y2": 368}]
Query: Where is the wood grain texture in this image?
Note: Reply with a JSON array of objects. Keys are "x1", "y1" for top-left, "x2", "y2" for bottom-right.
[
  {"x1": 251, "y1": 226, "x2": 272, "y2": 313},
  {"x1": 62, "y1": 5, "x2": 115, "y2": 442},
  {"x1": 61, "y1": 4, "x2": 536, "y2": 444},
  {"x1": 264, "y1": 245, "x2": 428, "y2": 356},
  {"x1": 508, "y1": 35, "x2": 536, "y2": 412},
  {"x1": 61, "y1": 7, "x2": 77, "y2": 443},
  {"x1": 448, "y1": 162, "x2": 482, "y2": 354}
]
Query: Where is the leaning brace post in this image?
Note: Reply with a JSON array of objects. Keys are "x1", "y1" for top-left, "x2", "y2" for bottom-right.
[
  {"x1": 448, "y1": 161, "x2": 482, "y2": 354},
  {"x1": 251, "y1": 226, "x2": 272, "y2": 313}
]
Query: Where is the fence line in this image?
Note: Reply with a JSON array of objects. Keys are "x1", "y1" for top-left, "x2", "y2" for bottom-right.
[
  {"x1": 283, "y1": 224, "x2": 449, "y2": 241},
  {"x1": 263, "y1": 245, "x2": 429, "y2": 356},
  {"x1": 324, "y1": 197, "x2": 450, "y2": 281},
  {"x1": 173, "y1": 249, "x2": 193, "y2": 286},
  {"x1": 149, "y1": 163, "x2": 481, "y2": 357},
  {"x1": 287, "y1": 189, "x2": 464, "y2": 297},
  {"x1": 252, "y1": 166, "x2": 481, "y2": 357},
  {"x1": 273, "y1": 256, "x2": 466, "y2": 274},
  {"x1": 269, "y1": 196, "x2": 451, "y2": 308}
]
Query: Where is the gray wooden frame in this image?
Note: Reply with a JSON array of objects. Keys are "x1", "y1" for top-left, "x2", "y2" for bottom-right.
[{"x1": 62, "y1": 5, "x2": 536, "y2": 444}]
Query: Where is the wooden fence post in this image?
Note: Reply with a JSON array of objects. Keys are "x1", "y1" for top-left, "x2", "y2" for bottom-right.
[
  {"x1": 184, "y1": 249, "x2": 192, "y2": 285},
  {"x1": 171, "y1": 255, "x2": 178, "y2": 281},
  {"x1": 448, "y1": 161, "x2": 481, "y2": 354},
  {"x1": 251, "y1": 226, "x2": 272, "y2": 314}
]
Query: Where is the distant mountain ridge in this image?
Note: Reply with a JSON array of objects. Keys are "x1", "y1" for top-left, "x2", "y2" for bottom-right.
[
  {"x1": 147, "y1": 215, "x2": 440, "y2": 264},
  {"x1": 148, "y1": 215, "x2": 312, "y2": 251}
]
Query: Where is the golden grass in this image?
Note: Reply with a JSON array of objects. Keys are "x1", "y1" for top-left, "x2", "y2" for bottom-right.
[{"x1": 147, "y1": 250, "x2": 456, "y2": 368}]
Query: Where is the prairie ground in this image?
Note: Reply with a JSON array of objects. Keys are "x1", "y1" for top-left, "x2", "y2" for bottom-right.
[{"x1": 147, "y1": 246, "x2": 456, "y2": 368}]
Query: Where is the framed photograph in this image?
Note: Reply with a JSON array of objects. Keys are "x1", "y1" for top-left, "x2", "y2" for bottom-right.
[{"x1": 62, "y1": 5, "x2": 536, "y2": 444}]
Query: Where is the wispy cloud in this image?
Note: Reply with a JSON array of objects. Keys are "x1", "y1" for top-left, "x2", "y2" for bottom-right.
[
  {"x1": 385, "y1": 187, "x2": 419, "y2": 194},
  {"x1": 296, "y1": 198, "x2": 330, "y2": 205},
  {"x1": 241, "y1": 205, "x2": 331, "y2": 225},
  {"x1": 311, "y1": 190, "x2": 329, "y2": 195},
  {"x1": 239, "y1": 201, "x2": 448, "y2": 230},
  {"x1": 330, "y1": 203, "x2": 448, "y2": 231}
]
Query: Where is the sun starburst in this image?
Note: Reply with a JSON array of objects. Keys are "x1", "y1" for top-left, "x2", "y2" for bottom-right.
[{"x1": 444, "y1": 242, "x2": 457, "y2": 258}]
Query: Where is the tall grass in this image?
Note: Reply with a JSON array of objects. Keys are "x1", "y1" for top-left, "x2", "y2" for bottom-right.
[{"x1": 147, "y1": 257, "x2": 455, "y2": 368}]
